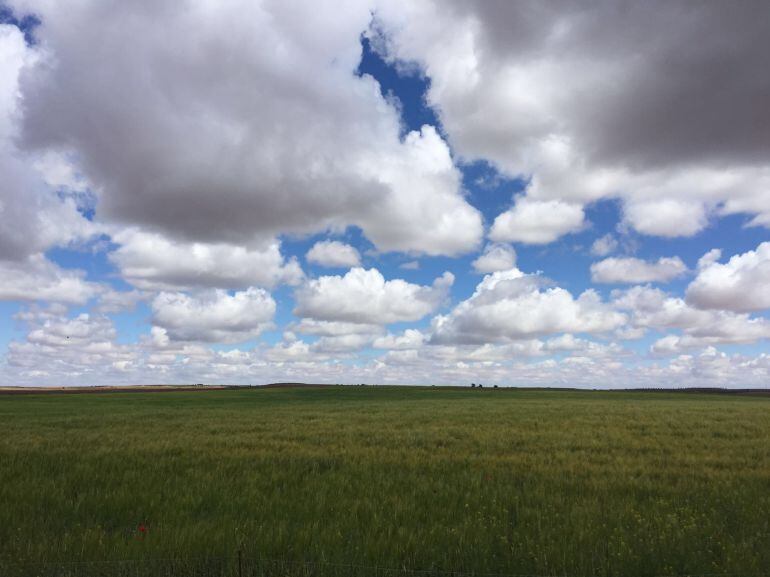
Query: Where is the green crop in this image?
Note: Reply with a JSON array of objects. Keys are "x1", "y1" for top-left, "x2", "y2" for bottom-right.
[{"x1": 1, "y1": 386, "x2": 768, "y2": 576}]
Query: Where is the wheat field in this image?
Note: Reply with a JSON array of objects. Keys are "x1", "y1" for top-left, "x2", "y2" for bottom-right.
[{"x1": 1, "y1": 386, "x2": 769, "y2": 576}]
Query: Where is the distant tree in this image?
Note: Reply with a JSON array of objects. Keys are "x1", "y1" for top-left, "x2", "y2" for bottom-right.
[
  {"x1": 493, "y1": 385, "x2": 498, "y2": 389},
  {"x1": 471, "y1": 383, "x2": 476, "y2": 388}
]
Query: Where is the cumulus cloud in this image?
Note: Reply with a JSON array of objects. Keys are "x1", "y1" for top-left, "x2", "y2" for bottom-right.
[
  {"x1": 0, "y1": 23, "x2": 96, "y2": 261},
  {"x1": 372, "y1": 1, "x2": 770, "y2": 239},
  {"x1": 263, "y1": 339, "x2": 330, "y2": 364},
  {"x1": 489, "y1": 198, "x2": 585, "y2": 244},
  {"x1": 372, "y1": 329, "x2": 425, "y2": 350},
  {"x1": 109, "y1": 229, "x2": 303, "y2": 291},
  {"x1": 0, "y1": 254, "x2": 98, "y2": 304},
  {"x1": 591, "y1": 256, "x2": 687, "y2": 284},
  {"x1": 472, "y1": 243, "x2": 516, "y2": 273},
  {"x1": 382, "y1": 340, "x2": 546, "y2": 369},
  {"x1": 622, "y1": 199, "x2": 709, "y2": 238},
  {"x1": 686, "y1": 242, "x2": 770, "y2": 312},
  {"x1": 12, "y1": 0, "x2": 482, "y2": 256},
  {"x1": 93, "y1": 289, "x2": 148, "y2": 314},
  {"x1": 289, "y1": 319, "x2": 385, "y2": 353},
  {"x1": 151, "y1": 288, "x2": 276, "y2": 343},
  {"x1": 292, "y1": 319, "x2": 383, "y2": 337},
  {"x1": 431, "y1": 269, "x2": 626, "y2": 344},
  {"x1": 590, "y1": 234, "x2": 618, "y2": 257},
  {"x1": 306, "y1": 240, "x2": 361, "y2": 268},
  {"x1": 544, "y1": 334, "x2": 623, "y2": 358},
  {"x1": 294, "y1": 267, "x2": 453, "y2": 325},
  {"x1": 24, "y1": 313, "x2": 115, "y2": 349},
  {"x1": 614, "y1": 285, "x2": 770, "y2": 350},
  {"x1": 311, "y1": 333, "x2": 376, "y2": 354},
  {"x1": 7, "y1": 312, "x2": 137, "y2": 378}
]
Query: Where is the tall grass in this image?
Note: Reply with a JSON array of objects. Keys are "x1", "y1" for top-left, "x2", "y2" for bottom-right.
[{"x1": 1, "y1": 387, "x2": 769, "y2": 576}]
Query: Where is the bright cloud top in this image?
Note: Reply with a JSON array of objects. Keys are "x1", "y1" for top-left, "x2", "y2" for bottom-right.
[
  {"x1": 294, "y1": 267, "x2": 454, "y2": 326},
  {"x1": 306, "y1": 240, "x2": 362, "y2": 268}
]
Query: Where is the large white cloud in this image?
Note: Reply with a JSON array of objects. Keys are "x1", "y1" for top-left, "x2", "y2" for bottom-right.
[
  {"x1": 11, "y1": 0, "x2": 482, "y2": 256},
  {"x1": 110, "y1": 229, "x2": 303, "y2": 291},
  {"x1": 372, "y1": 1, "x2": 770, "y2": 241},
  {"x1": 686, "y1": 243, "x2": 770, "y2": 312},
  {"x1": 151, "y1": 288, "x2": 276, "y2": 343},
  {"x1": 431, "y1": 269, "x2": 626, "y2": 344},
  {"x1": 294, "y1": 267, "x2": 453, "y2": 325},
  {"x1": 591, "y1": 256, "x2": 687, "y2": 284},
  {"x1": 0, "y1": 24, "x2": 95, "y2": 261}
]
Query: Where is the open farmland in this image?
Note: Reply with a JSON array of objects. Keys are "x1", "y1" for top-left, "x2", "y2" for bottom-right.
[{"x1": 1, "y1": 386, "x2": 769, "y2": 577}]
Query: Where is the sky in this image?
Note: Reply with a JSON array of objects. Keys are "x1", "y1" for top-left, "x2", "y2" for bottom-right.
[{"x1": 0, "y1": 0, "x2": 769, "y2": 388}]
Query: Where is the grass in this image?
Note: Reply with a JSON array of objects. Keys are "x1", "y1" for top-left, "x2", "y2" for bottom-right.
[{"x1": 0, "y1": 386, "x2": 769, "y2": 576}]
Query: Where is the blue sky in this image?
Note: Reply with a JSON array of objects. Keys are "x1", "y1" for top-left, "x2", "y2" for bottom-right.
[{"x1": 0, "y1": 1, "x2": 769, "y2": 387}]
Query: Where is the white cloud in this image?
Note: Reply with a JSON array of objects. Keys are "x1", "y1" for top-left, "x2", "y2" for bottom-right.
[
  {"x1": 372, "y1": 2, "x2": 770, "y2": 239},
  {"x1": 7, "y1": 312, "x2": 137, "y2": 378},
  {"x1": 110, "y1": 229, "x2": 303, "y2": 291},
  {"x1": 614, "y1": 285, "x2": 770, "y2": 349},
  {"x1": 141, "y1": 326, "x2": 214, "y2": 367},
  {"x1": 696, "y1": 248, "x2": 722, "y2": 270},
  {"x1": 151, "y1": 288, "x2": 276, "y2": 343},
  {"x1": 472, "y1": 243, "x2": 516, "y2": 273},
  {"x1": 686, "y1": 242, "x2": 770, "y2": 312},
  {"x1": 289, "y1": 319, "x2": 385, "y2": 353},
  {"x1": 373, "y1": 329, "x2": 425, "y2": 350},
  {"x1": 590, "y1": 234, "x2": 618, "y2": 257},
  {"x1": 306, "y1": 240, "x2": 361, "y2": 268},
  {"x1": 295, "y1": 267, "x2": 453, "y2": 325},
  {"x1": 431, "y1": 269, "x2": 626, "y2": 344},
  {"x1": 543, "y1": 335, "x2": 623, "y2": 358},
  {"x1": 591, "y1": 256, "x2": 687, "y2": 284},
  {"x1": 0, "y1": 24, "x2": 96, "y2": 261},
  {"x1": 292, "y1": 319, "x2": 383, "y2": 337},
  {"x1": 12, "y1": 1, "x2": 482, "y2": 256},
  {"x1": 622, "y1": 199, "x2": 708, "y2": 238},
  {"x1": 25, "y1": 313, "x2": 115, "y2": 349},
  {"x1": 264, "y1": 339, "x2": 329, "y2": 364},
  {"x1": 489, "y1": 197, "x2": 584, "y2": 244},
  {"x1": 94, "y1": 289, "x2": 148, "y2": 314},
  {"x1": 33, "y1": 150, "x2": 91, "y2": 193},
  {"x1": 311, "y1": 333, "x2": 376, "y2": 353},
  {"x1": 0, "y1": 254, "x2": 98, "y2": 304}
]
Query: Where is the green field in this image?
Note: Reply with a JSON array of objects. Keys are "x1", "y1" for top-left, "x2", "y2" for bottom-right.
[{"x1": 1, "y1": 386, "x2": 769, "y2": 577}]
